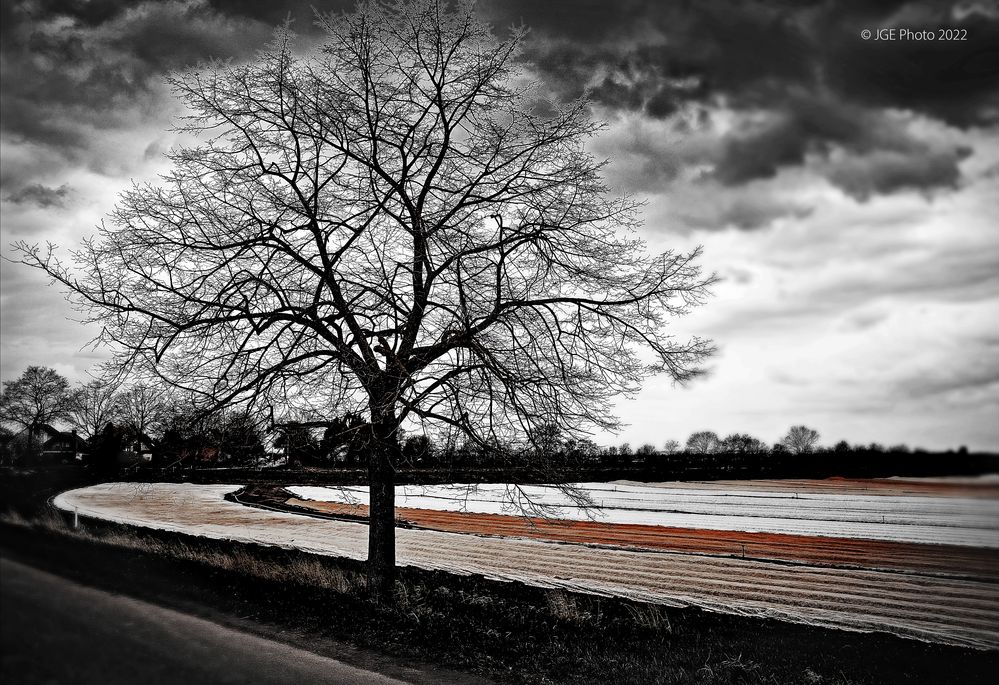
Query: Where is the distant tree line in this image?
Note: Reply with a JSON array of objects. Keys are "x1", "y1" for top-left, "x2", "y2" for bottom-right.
[
  {"x1": 0, "y1": 366, "x2": 982, "y2": 478},
  {"x1": 0, "y1": 366, "x2": 268, "y2": 469}
]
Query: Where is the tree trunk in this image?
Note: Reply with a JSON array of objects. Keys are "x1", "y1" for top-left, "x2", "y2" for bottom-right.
[
  {"x1": 367, "y1": 417, "x2": 398, "y2": 602},
  {"x1": 27, "y1": 423, "x2": 38, "y2": 460}
]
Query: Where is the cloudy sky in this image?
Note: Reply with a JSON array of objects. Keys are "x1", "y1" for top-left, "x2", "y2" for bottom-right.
[{"x1": 2, "y1": 0, "x2": 998, "y2": 450}]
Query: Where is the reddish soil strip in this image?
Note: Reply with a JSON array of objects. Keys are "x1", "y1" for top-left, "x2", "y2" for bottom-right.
[{"x1": 286, "y1": 498, "x2": 999, "y2": 580}]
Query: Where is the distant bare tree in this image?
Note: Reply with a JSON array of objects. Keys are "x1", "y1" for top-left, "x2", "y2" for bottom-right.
[
  {"x1": 662, "y1": 439, "x2": 680, "y2": 454},
  {"x1": 213, "y1": 409, "x2": 267, "y2": 465},
  {"x1": 720, "y1": 433, "x2": 766, "y2": 454},
  {"x1": 781, "y1": 425, "x2": 820, "y2": 455},
  {"x1": 400, "y1": 433, "x2": 433, "y2": 466},
  {"x1": 274, "y1": 423, "x2": 321, "y2": 464},
  {"x1": 0, "y1": 366, "x2": 73, "y2": 456},
  {"x1": 322, "y1": 412, "x2": 371, "y2": 467},
  {"x1": 527, "y1": 423, "x2": 566, "y2": 459},
  {"x1": 14, "y1": 0, "x2": 713, "y2": 597},
  {"x1": 565, "y1": 437, "x2": 599, "y2": 460},
  {"x1": 68, "y1": 379, "x2": 122, "y2": 440},
  {"x1": 685, "y1": 430, "x2": 719, "y2": 454},
  {"x1": 119, "y1": 384, "x2": 170, "y2": 439},
  {"x1": 636, "y1": 443, "x2": 657, "y2": 456}
]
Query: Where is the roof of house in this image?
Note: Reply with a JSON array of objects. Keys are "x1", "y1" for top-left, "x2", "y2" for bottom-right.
[
  {"x1": 5, "y1": 423, "x2": 63, "y2": 445},
  {"x1": 41, "y1": 430, "x2": 90, "y2": 452}
]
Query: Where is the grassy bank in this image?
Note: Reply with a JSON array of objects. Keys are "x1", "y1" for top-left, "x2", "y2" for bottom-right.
[{"x1": 3, "y1": 505, "x2": 997, "y2": 685}]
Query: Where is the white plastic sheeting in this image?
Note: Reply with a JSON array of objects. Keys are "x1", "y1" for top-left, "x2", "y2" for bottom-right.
[{"x1": 288, "y1": 481, "x2": 999, "y2": 548}]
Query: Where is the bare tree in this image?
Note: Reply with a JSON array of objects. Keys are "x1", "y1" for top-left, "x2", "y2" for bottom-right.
[
  {"x1": 662, "y1": 439, "x2": 681, "y2": 455},
  {"x1": 719, "y1": 433, "x2": 766, "y2": 454},
  {"x1": 685, "y1": 430, "x2": 720, "y2": 454},
  {"x1": 211, "y1": 409, "x2": 268, "y2": 465},
  {"x1": 527, "y1": 423, "x2": 565, "y2": 459},
  {"x1": 14, "y1": 0, "x2": 713, "y2": 597},
  {"x1": 68, "y1": 379, "x2": 122, "y2": 440},
  {"x1": 119, "y1": 384, "x2": 170, "y2": 439},
  {"x1": 0, "y1": 366, "x2": 73, "y2": 456},
  {"x1": 781, "y1": 425, "x2": 821, "y2": 455},
  {"x1": 274, "y1": 423, "x2": 321, "y2": 465}
]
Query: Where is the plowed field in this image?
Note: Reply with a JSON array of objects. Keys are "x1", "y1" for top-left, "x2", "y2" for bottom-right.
[
  {"x1": 288, "y1": 480, "x2": 999, "y2": 547},
  {"x1": 53, "y1": 481, "x2": 999, "y2": 650},
  {"x1": 284, "y1": 498, "x2": 999, "y2": 579}
]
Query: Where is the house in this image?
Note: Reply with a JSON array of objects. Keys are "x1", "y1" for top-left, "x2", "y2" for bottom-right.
[
  {"x1": 39, "y1": 427, "x2": 90, "y2": 462},
  {"x1": 0, "y1": 423, "x2": 68, "y2": 461},
  {"x1": 41, "y1": 428, "x2": 90, "y2": 461},
  {"x1": 117, "y1": 431, "x2": 156, "y2": 465}
]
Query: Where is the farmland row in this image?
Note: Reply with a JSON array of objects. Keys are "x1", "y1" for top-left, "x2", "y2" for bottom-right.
[
  {"x1": 285, "y1": 498, "x2": 999, "y2": 580},
  {"x1": 288, "y1": 482, "x2": 999, "y2": 548}
]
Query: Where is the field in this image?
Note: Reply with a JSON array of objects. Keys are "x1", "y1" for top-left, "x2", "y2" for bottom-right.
[{"x1": 54, "y1": 477, "x2": 999, "y2": 650}]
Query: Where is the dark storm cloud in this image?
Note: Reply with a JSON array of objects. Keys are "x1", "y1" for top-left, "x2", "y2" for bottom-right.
[
  {"x1": 3, "y1": 183, "x2": 74, "y2": 209},
  {"x1": 822, "y1": 2, "x2": 999, "y2": 128},
  {"x1": 481, "y1": 0, "x2": 999, "y2": 203},
  {"x1": 823, "y1": 145, "x2": 971, "y2": 200},
  {"x1": 514, "y1": 41, "x2": 710, "y2": 119},
  {"x1": 0, "y1": 0, "x2": 274, "y2": 185},
  {"x1": 484, "y1": 0, "x2": 826, "y2": 116},
  {"x1": 707, "y1": 96, "x2": 913, "y2": 186},
  {"x1": 682, "y1": 196, "x2": 814, "y2": 231},
  {"x1": 4, "y1": 0, "x2": 996, "y2": 203},
  {"x1": 486, "y1": 0, "x2": 999, "y2": 125},
  {"x1": 0, "y1": 1, "x2": 368, "y2": 181},
  {"x1": 711, "y1": 96, "x2": 973, "y2": 197},
  {"x1": 206, "y1": 0, "x2": 354, "y2": 27}
]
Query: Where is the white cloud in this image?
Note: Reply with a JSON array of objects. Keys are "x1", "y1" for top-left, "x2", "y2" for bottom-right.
[
  {"x1": 0, "y1": 117, "x2": 183, "y2": 385},
  {"x1": 600, "y1": 118, "x2": 999, "y2": 451}
]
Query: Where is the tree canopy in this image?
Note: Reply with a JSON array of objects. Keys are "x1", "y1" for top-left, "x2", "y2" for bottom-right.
[
  {"x1": 14, "y1": 0, "x2": 714, "y2": 595},
  {"x1": 782, "y1": 425, "x2": 821, "y2": 454},
  {"x1": 685, "y1": 430, "x2": 719, "y2": 454},
  {"x1": 0, "y1": 366, "x2": 72, "y2": 435},
  {"x1": 68, "y1": 379, "x2": 122, "y2": 440}
]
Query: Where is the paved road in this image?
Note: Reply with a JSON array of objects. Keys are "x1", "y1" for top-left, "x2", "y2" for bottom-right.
[{"x1": 0, "y1": 557, "x2": 463, "y2": 685}]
